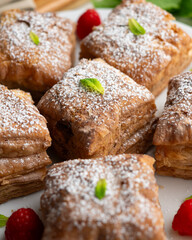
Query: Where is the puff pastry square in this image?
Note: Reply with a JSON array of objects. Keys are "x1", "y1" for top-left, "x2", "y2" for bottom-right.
[
  {"x1": 0, "y1": 9, "x2": 76, "y2": 101},
  {"x1": 153, "y1": 72, "x2": 192, "y2": 179},
  {"x1": 38, "y1": 58, "x2": 156, "y2": 160},
  {"x1": 80, "y1": 0, "x2": 192, "y2": 96},
  {"x1": 41, "y1": 154, "x2": 165, "y2": 240},
  {"x1": 0, "y1": 85, "x2": 51, "y2": 203}
]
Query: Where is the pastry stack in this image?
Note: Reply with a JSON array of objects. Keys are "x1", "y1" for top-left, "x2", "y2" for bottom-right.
[
  {"x1": 0, "y1": 0, "x2": 192, "y2": 239},
  {"x1": 38, "y1": 58, "x2": 157, "y2": 160},
  {"x1": 38, "y1": 0, "x2": 192, "y2": 238},
  {"x1": 0, "y1": 85, "x2": 51, "y2": 203},
  {"x1": 0, "y1": 8, "x2": 75, "y2": 204},
  {"x1": 154, "y1": 72, "x2": 192, "y2": 179}
]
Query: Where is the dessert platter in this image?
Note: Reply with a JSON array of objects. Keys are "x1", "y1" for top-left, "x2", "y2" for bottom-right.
[{"x1": 0, "y1": 1, "x2": 192, "y2": 239}]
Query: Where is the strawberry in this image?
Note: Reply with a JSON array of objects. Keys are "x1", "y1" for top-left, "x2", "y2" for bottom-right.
[
  {"x1": 172, "y1": 199, "x2": 192, "y2": 236},
  {"x1": 5, "y1": 208, "x2": 44, "y2": 240},
  {"x1": 77, "y1": 9, "x2": 101, "y2": 40}
]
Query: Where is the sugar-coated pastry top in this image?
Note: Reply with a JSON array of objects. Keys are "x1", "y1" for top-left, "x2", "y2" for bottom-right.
[
  {"x1": 0, "y1": 84, "x2": 50, "y2": 139},
  {"x1": 154, "y1": 72, "x2": 192, "y2": 145},
  {"x1": 38, "y1": 58, "x2": 155, "y2": 127},
  {"x1": 41, "y1": 154, "x2": 165, "y2": 239},
  {"x1": 0, "y1": 9, "x2": 75, "y2": 91},
  {"x1": 38, "y1": 58, "x2": 156, "y2": 160},
  {"x1": 81, "y1": 1, "x2": 192, "y2": 89},
  {"x1": 0, "y1": 9, "x2": 73, "y2": 75}
]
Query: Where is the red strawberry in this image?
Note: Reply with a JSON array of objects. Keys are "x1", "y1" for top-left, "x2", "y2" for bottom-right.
[
  {"x1": 172, "y1": 199, "x2": 192, "y2": 236},
  {"x1": 5, "y1": 208, "x2": 44, "y2": 240},
  {"x1": 77, "y1": 9, "x2": 101, "y2": 40}
]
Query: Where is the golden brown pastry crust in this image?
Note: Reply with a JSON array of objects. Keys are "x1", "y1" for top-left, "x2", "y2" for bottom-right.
[
  {"x1": 38, "y1": 58, "x2": 156, "y2": 160},
  {"x1": 0, "y1": 85, "x2": 51, "y2": 203},
  {"x1": 0, "y1": 152, "x2": 50, "y2": 181},
  {"x1": 0, "y1": 9, "x2": 76, "y2": 100},
  {"x1": 41, "y1": 154, "x2": 165, "y2": 240},
  {"x1": 153, "y1": 72, "x2": 192, "y2": 178},
  {"x1": 80, "y1": 1, "x2": 192, "y2": 96},
  {"x1": 0, "y1": 169, "x2": 46, "y2": 204}
]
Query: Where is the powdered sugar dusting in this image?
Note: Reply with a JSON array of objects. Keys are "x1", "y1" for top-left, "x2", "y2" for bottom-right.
[
  {"x1": 0, "y1": 85, "x2": 48, "y2": 138},
  {"x1": 82, "y1": 2, "x2": 188, "y2": 87},
  {"x1": 41, "y1": 154, "x2": 164, "y2": 239},
  {"x1": 158, "y1": 71, "x2": 192, "y2": 126},
  {"x1": 0, "y1": 10, "x2": 75, "y2": 81},
  {"x1": 165, "y1": 71, "x2": 192, "y2": 110},
  {"x1": 39, "y1": 59, "x2": 154, "y2": 126}
]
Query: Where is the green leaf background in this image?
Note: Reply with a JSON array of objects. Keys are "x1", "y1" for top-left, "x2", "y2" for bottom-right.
[
  {"x1": 92, "y1": 0, "x2": 121, "y2": 8},
  {"x1": 147, "y1": 0, "x2": 181, "y2": 11},
  {"x1": 91, "y1": 0, "x2": 192, "y2": 25},
  {"x1": 175, "y1": 0, "x2": 192, "y2": 17}
]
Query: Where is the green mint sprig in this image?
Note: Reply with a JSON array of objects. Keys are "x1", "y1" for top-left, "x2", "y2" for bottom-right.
[
  {"x1": 185, "y1": 195, "x2": 192, "y2": 200},
  {"x1": 128, "y1": 18, "x2": 146, "y2": 35},
  {"x1": 29, "y1": 31, "x2": 40, "y2": 46},
  {"x1": 95, "y1": 179, "x2": 107, "y2": 200},
  {"x1": 80, "y1": 78, "x2": 104, "y2": 94},
  {"x1": 0, "y1": 214, "x2": 8, "y2": 228}
]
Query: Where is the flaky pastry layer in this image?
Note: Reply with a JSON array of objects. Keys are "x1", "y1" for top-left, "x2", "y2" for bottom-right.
[
  {"x1": 0, "y1": 168, "x2": 47, "y2": 204},
  {"x1": 0, "y1": 85, "x2": 52, "y2": 203},
  {"x1": 154, "y1": 72, "x2": 192, "y2": 178}
]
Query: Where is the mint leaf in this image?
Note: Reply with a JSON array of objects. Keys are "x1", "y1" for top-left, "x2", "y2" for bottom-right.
[
  {"x1": 128, "y1": 18, "x2": 146, "y2": 35},
  {"x1": 146, "y1": 0, "x2": 181, "y2": 11},
  {"x1": 29, "y1": 31, "x2": 40, "y2": 46},
  {"x1": 186, "y1": 195, "x2": 192, "y2": 200},
  {"x1": 80, "y1": 78, "x2": 104, "y2": 94},
  {"x1": 0, "y1": 214, "x2": 8, "y2": 227},
  {"x1": 91, "y1": 0, "x2": 121, "y2": 8},
  {"x1": 95, "y1": 179, "x2": 107, "y2": 200}
]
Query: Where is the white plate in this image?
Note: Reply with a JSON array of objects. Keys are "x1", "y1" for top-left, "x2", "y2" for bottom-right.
[{"x1": 0, "y1": 9, "x2": 192, "y2": 240}]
